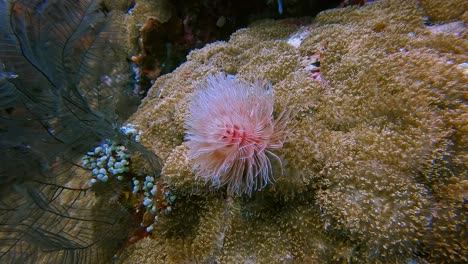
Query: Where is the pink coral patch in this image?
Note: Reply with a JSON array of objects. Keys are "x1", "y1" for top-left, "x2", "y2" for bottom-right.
[{"x1": 185, "y1": 74, "x2": 291, "y2": 195}]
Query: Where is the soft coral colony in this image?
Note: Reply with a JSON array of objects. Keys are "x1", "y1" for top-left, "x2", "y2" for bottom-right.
[{"x1": 120, "y1": 0, "x2": 468, "y2": 263}]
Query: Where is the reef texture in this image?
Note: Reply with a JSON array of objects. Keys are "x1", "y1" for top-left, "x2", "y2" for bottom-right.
[
  {"x1": 0, "y1": 0, "x2": 152, "y2": 263},
  {"x1": 419, "y1": 0, "x2": 468, "y2": 23},
  {"x1": 121, "y1": 0, "x2": 467, "y2": 263},
  {"x1": 119, "y1": 0, "x2": 348, "y2": 96}
]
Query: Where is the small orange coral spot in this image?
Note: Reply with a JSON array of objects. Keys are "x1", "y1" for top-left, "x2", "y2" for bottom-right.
[{"x1": 131, "y1": 55, "x2": 140, "y2": 63}]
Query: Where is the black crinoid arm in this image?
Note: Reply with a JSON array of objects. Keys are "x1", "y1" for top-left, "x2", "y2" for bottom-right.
[{"x1": 0, "y1": 0, "x2": 160, "y2": 263}]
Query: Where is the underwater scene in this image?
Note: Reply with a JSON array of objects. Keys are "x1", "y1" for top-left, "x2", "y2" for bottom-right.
[{"x1": 0, "y1": 0, "x2": 466, "y2": 263}]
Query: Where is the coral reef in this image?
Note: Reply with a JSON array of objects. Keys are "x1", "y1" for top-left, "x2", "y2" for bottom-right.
[
  {"x1": 0, "y1": 0, "x2": 160, "y2": 263},
  {"x1": 119, "y1": 0, "x2": 468, "y2": 262},
  {"x1": 419, "y1": 0, "x2": 468, "y2": 22},
  {"x1": 119, "y1": 0, "x2": 347, "y2": 96}
]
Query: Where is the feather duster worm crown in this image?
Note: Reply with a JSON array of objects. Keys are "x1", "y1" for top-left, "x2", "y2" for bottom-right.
[{"x1": 185, "y1": 74, "x2": 291, "y2": 195}]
